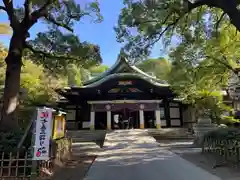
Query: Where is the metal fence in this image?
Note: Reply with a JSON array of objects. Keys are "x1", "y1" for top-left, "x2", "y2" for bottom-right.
[
  {"x1": 0, "y1": 138, "x2": 72, "y2": 179},
  {"x1": 202, "y1": 137, "x2": 240, "y2": 164}
]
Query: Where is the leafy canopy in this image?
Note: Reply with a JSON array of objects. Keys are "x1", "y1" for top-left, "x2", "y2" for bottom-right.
[
  {"x1": 115, "y1": 0, "x2": 240, "y2": 66},
  {"x1": 137, "y1": 57, "x2": 171, "y2": 80},
  {"x1": 1, "y1": 0, "x2": 103, "y2": 70}
]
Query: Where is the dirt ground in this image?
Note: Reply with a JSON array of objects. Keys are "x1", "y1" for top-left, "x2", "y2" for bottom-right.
[
  {"x1": 50, "y1": 155, "x2": 96, "y2": 180},
  {"x1": 156, "y1": 139, "x2": 240, "y2": 180}
]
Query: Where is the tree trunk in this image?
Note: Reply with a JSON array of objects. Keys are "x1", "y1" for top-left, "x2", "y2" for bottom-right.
[{"x1": 0, "y1": 35, "x2": 24, "y2": 131}]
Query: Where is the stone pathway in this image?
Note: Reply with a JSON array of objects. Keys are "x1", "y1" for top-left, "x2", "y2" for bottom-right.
[{"x1": 84, "y1": 130, "x2": 222, "y2": 180}]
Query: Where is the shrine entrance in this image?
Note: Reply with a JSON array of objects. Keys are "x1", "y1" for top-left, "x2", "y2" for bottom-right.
[
  {"x1": 89, "y1": 100, "x2": 162, "y2": 130},
  {"x1": 111, "y1": 108, "x2": 139, "y2": 129}
]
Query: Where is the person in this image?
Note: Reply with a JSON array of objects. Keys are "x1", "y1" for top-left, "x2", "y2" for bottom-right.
[
  {"x1": 119, "y1": 114, "x2": 123, "y2": 129},
  {"x1": 148, "y1": 116, "x2": 153, "y2": 128},
  {"x1": 128, "y1": 116, "x2": 133, "y2": 129},
  {"x1": 114, "y1": 114, "x2": 119, "y2": 129}
]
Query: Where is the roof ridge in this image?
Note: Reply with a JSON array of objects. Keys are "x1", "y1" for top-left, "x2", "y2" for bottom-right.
[{"x1": 83, "y1": 56, "x2": 167, "y2": 86}]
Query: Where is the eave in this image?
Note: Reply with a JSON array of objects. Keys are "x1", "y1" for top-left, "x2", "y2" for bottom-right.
[{"x1": 83, "y1": 56, "x2": 168, "y2": 86}]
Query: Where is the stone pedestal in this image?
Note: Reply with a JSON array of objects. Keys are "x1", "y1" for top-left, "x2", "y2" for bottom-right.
[{"x1": 193, "y1": 115, "x2": 217, "y2": 145}]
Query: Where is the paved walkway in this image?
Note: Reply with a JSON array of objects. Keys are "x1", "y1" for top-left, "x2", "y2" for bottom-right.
[{"x1": 84, "y1": 129, "x2": 222, "y2": 180}]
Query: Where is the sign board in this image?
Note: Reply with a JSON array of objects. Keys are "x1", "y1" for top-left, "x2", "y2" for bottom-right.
[
  {"x1": 118, "y1": 80, "x2": 132, "y2": 86},
  {"x1": 33, "y1": 108, "x2": 53, "y2": 160},
  {"x1": 52, "y1": 115, "x2": 66, "y2": 140}
]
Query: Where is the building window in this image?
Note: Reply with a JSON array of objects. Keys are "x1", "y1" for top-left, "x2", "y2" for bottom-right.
[
  {"x1": 160, "y1": 107, "x2": 167, "y2": 127},
  {"x1": 170, "y1": 108, "x2": 180, "y2": 118},
  {"x1": 66, "y1": 110, "x2": 76, "y2": 121},
  {"x1": 160, "y1": 107, "x2": 165, "y2": 119},
  {"x1": 170, "y1": 107, "x2": 181, "y2": 126}
]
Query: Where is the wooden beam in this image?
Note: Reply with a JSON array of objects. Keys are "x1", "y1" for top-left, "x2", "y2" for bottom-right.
[{"x1": 87, "y1": 99, "x2": 163, "y2": 104}]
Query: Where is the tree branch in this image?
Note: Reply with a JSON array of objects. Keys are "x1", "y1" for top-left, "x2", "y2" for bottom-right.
[
  {"x1": 216, "y1": 12, "x2": 226, "y2": 35},
  {"x1": 205, "y1": 55, "x2": 237, "y2": 75},
  {"x1": 20, "y1": 0, "x2": 57, "y2": 32},
  {"x1": 25, "y1": 43, "x2": 80, "y2": 61},
  {"x1": 186, "y1": 0, "x2": 209, "y2": 12},
  {"x1": 142, "y1": 1, "x2": 207, "y2": 49},
  {"x1": 23, "y1": 0, "x2": 32, "y2": 23},
  {"x1": 44, "y1": 15, "x2": 74, "y2": 32},
  {"x1": 31, "y1": 0, "x2": 54, "y2": 19},
  {"x1": 0, "y1": 6, "x2": 7, "y2": 12},
  {"x1": 146, "y1": 14, "x2": 181, "y2": 48},
  {"x1": 2, "y1": 0, "x2": 20, "y2": 30},
  {"x1": 187, "y1": 0, "x2": 240, "y2": 31}
]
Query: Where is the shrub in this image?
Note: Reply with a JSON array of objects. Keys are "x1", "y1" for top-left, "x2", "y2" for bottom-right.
[
  {"x1": 0, "y1": 130, "x2": 24, "y2": 153},
  {"x1": 203, "y1": 127, "x2": 240, "y2": 141}
]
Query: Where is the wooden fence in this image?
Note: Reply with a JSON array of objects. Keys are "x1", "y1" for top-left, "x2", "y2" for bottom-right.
[
  {"x1": 0, "y1": 138, "x2": 72, "y2": 179},
  {"x1": 202, "y1": 137, "x2": 240, "y2": 164}
]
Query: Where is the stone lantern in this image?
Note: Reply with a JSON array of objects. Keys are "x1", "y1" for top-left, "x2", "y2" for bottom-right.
[{"x1": 193, "y1": 109, "x2": 217, "y2": 145}]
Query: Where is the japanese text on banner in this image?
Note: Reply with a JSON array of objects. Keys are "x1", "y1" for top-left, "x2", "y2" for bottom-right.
[{"x1": 33, "y1": 108, "x2": 53, "y2": 160}]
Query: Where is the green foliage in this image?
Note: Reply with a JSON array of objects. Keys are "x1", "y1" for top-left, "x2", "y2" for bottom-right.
[
  {"x1": 0, "y1": 130, "x2": 24, "y2": 153},
  {"x1": 164, "y1": 20, "x2": 240, "y2": 123},
  {"x1": 0, "y1": 0, "x2": 103, "y2": 131},
  {"x1": 20, "y1": 59, "x2": 66, "y2": 106},
  {"x1": 137, "y1": 57, "x2": 171, "y2": 80},
  {"x1": 89, "y1": 65, "x2": 109, "y2": 74},
  {"x1": 221, "y1": 116, "x2": 240, "y2": 125},
  {"x1": 115, "y1": 0, "x2": 240, "y2": 68},
  {"x1": 27, "y1": 28, "x2": 102, "y2": 73},
  {"x1": 204, "y1": 128, "x2": 240, "y2": 141},
  {"x1": 80, "y1": 67, "x2": 91, "y2": 82},
  {"x1": 0, "y1": 44, "x2": 67, "y2": 128},
  {"x1": 66, "y1": 63, "x2": 82, "y2": 86}
]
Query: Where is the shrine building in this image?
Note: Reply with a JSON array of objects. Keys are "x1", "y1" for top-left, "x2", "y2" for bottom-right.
[{"x1": 56, "y1": 57, "x2": 192, "y2": 130}]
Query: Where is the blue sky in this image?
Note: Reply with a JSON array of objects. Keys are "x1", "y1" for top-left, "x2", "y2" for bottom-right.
[{"x1": 0, "y1": 0, "x2": 167, "y2": 66}]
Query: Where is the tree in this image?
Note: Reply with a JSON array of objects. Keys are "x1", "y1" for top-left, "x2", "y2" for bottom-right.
[
  {"x1": 115, "y1": 0, "x2": 240, "y2": 67},
  {"x1": 0, "y1": 44, "x2": 67, "y2": 127},
  {"x1": 116, "y1": 0, "x2": 240, "y2": 124},
  {"x1": 136, "y1": 57, "x2": 171, "y2": 80},
  {"x1": 166, "y1": 24, "x2": 238, "y2": 123},
  {"x1": 0, "y1": 0, "x2": 102, "y2": 130},
  {"x1": 66, "y1": 63, "x2": 82, "y2": 86},
  {"x1": 89, "y1": 65, "x2": 109, "y2": 74}
]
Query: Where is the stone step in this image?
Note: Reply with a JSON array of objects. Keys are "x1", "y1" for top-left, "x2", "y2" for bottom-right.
[
  {"x1": 71, "y1": 137, "x2": 102, "y2": 142},
  {"x1": 66, "y1": 130, "x2": 106, "y2": 142},
  {"x1": 147, "y1": 128, "x2": 194, "y2": 140},
  {"x1": 71, "y1": 142, "x2": 103, "y2": 156},
  {"x1": 72, "y1": 142, "x2": 102, "y2": 149},
  {"x1": 72, "y1": 151, "x2": 100, "y2": 156}
]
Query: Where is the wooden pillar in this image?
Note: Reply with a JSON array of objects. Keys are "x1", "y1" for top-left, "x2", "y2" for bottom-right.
[
  {"x1": 106, "y1": 104, "x2": 111, "y2": 130},
  {"x1": 155, "y1": 109, "x2": 161, "y2": 129},
  {"x1": 139, "y1": 104, "x2": 144, "y2": 129},
  {"x1": 139, "y1": 110, "x2": 144, "y2": 129},
  {"x1": 90, "y1": 105, "x2": 95, "y2": 130},
  {"x1": 107, "y1": 111, "x2": 111, "y2": 130}
]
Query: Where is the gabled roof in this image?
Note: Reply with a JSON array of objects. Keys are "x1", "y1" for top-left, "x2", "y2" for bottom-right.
[{"x1": 83, "y1": 56, "x2": 169, "y2": 87}]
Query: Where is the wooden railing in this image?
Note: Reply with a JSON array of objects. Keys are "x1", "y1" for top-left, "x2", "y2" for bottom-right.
[
  {"x1": 202, "y1": 137, "x2": 240, "y2": 164},
  {"x1": 0, "y1": 138, "x2": 72, "y2": 179}
]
